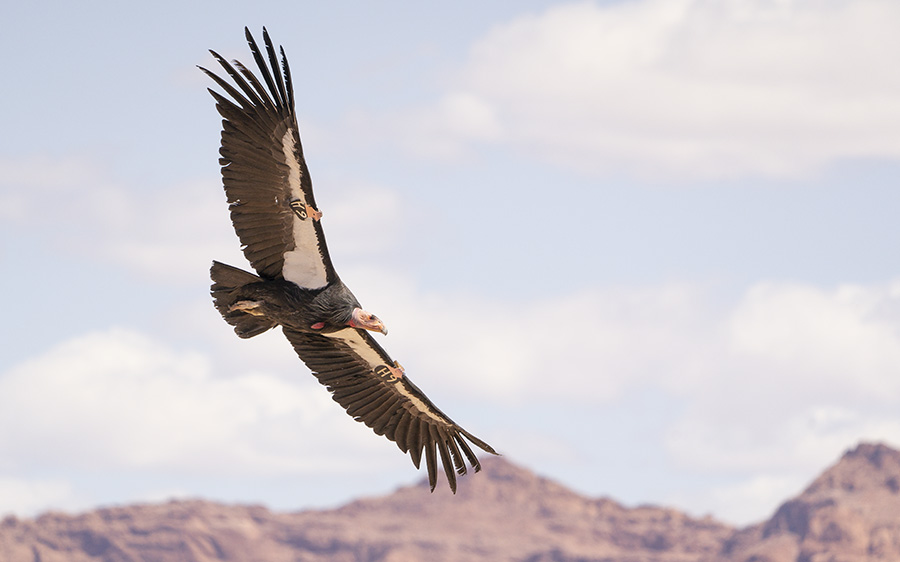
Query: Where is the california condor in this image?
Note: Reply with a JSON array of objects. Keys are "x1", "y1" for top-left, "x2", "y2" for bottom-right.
[{"x1": 199, "y1": 27, "x2": 497, "y2": 492}]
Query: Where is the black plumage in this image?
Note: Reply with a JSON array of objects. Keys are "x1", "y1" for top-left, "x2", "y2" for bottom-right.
[{"x1": 201, "y1": 27, "x2": 497, "y2": 492}]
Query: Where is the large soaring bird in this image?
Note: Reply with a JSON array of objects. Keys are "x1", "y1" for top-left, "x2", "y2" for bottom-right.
[{"x1": 199, "y1": 28, "x2": 497, "y2": 492}]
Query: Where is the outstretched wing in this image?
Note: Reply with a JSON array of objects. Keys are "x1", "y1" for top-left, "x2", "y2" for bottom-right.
[
  {"x1": 199, "y1": 27, "x2": 335, "y2": 288},
  {"x1": 282, "y1": 326, "x2": 498, "y2": 493}
]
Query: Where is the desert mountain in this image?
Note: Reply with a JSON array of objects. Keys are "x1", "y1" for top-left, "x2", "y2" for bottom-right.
[
  {"x1": 721, "y1": 442, "x2": 900, "y2": 562},
  {"x1": 1, "y1": 442, "x2": 898, "y2": 562}
]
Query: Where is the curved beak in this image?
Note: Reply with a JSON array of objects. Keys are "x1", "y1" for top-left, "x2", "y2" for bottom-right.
[{"x1": 350, "y1": 308, "x2": 388, "y2": 335}]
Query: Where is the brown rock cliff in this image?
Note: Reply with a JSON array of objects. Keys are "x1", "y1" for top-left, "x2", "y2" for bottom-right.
[{"x1": 3, "y1": 443, "x2": 900, "y2": 562}]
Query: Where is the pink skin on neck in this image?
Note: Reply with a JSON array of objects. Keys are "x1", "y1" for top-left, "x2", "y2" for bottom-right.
[
  {"x1": 348, "y1": 307, "x2": 388, "y2": 335},
  {"x1": 310, "y1": 308, "x2": 387, "y2": 334}
]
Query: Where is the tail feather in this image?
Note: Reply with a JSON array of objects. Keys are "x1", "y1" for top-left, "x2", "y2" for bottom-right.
[{"x1": 210, "y1": 261, "x2": 276, "y2": 338}]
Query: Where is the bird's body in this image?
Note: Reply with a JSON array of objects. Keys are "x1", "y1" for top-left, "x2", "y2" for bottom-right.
[
  {"x1": 200, "y1": 27, "x2": 497, "y2": 492},
  {"x1": 212, "y1": 260, "x2": 361, "y2": 337}
]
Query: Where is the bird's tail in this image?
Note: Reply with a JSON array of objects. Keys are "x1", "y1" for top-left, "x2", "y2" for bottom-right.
[{"x1": 210, "y1": 261, "x2": 277, "y2": 338}]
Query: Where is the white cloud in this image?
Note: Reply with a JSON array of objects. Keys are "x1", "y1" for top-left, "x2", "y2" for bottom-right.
[
  {"x1": 728, "y1": 282, "x2": 900, "y2": 397},
  {"x1": 666, "y1": 410, "x2": 900, "y2": 524},
  {"x1": 7, "y1": 259, "x2": 900, "y2": 525},
  {"x1": 323, "y1": 183, "x2": 406, "y2": 257},
  {"x1": 350, "y1": 269, "x2": 900, "y2": 425},
  {"x1": 385, "y1": 0, "x2": 900, "y2": 179},
  {"x1": 0, "y1": 477, "x2": 77, "y2": 518},
  {"x1": 668, "y1": 473, "x2": 801, "y2": 525},
  {"x1": 667, "y1": 281, "x2": 900, "y2": 454},
  {"x1": 0, "y1": 155, "x2": 410, "y2": 285},
  {"x1": 0, "y1": 328, "x2": 392, "y2": 476},
  {"x1": 99, "y1": 180, "x2": 244, "y2": 284},
  {"x1": 657, "y1": 280, "x2": 900, "y2": 522},
  {"x1": 349, "y1": 268, "x2": 712, "y2": 405},
  {"x1": 346, "y1": 269, "x2": 900, "y2": 523},
  {"x1": 0, "y1": 155, "x2": 242, "y2": 284}
]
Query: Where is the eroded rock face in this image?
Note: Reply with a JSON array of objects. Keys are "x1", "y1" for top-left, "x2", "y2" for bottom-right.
[
  {"x1": 721, "y1": 442, "x2": 900, "y2": 562},
  {"x1": 0, "y1": 457, "x2": 732, "y2": 562},
  {"x1": 2, "y1": 443, "x2": 900, "y2": 562}
]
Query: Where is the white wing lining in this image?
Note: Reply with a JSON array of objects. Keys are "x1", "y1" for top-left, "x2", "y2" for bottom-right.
[
  {"x1": 280, "y1": 128, "x2": 329, "y2": 289},
  {"x1": 325, "y1": 328, "x2": 449, "y2": 425}
]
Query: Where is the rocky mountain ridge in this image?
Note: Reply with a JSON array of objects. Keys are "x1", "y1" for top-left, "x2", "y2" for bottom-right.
[
  {"x1": 721, "y1": 442, "x2": 900, "y2": 562},
  {"x1": 1, "y1": 442, "x2": 898, "y2": 561}
]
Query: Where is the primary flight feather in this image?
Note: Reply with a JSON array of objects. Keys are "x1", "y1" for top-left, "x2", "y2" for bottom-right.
[{"x1": 199, "y1": 27, "x2": 497, "y2": 492}]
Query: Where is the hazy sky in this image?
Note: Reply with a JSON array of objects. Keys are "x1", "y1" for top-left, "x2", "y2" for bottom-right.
[{"x1": 3, "y1": 0, "x2": 900, "y2": 526}]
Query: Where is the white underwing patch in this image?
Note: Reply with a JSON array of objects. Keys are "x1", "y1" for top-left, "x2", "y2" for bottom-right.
[
  {"x1": 280, "y1": 128, "x2": 328, "y2": 289},
  {"x1": 328, "y1": 329, "x2": 385, "y2": 369},
  {"x1": 328, "y1": 329, "x2": 446, "y2": 424}
]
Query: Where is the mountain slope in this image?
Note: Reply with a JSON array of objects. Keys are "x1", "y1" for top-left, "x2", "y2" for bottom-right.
[
  {"x1": 720, "y1": 442, "x2": 900, "y2": 562},
  {"x1": 0, "y1": 457, "x2": 731, "y2": 562},
  {"x1": 2, "y1": 443, "x2": 900, "y2": 562}
]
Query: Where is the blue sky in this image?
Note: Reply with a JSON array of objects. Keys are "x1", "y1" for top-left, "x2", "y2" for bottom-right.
[{"x1": 3, "y1": 0, "x2": 900, "y2": 526}]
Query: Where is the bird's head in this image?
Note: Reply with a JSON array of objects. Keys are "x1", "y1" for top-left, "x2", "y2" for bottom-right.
[{"x1": 349, "y1": 307, "x2": 388, "y2": 335}]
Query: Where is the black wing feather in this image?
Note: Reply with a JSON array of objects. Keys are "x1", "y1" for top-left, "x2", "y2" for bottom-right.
[
  {"x1": 434, "y1": 425, "x2": 457, "y2": 493},
  {"x1": 392, "y1": 412, "x2": 412, "y2": 453},
  {"x1": 245, "y1": 27, "x2": 284, "y2": 109},
  {"x1": 202, "y1": 28, "x2": 336, "y2": 285},
  {"x1": 281, "y1": 46, "x2": 295, "y2": 110},
  {"x1": 263, "y1": 27, "x2": 289, "y2": 110},
  {"x1": 408, "y1": 420, "x2": 423, "y2": 469},
  {"x1": 282, "y1": 327, "x2": 497, "y2": 492},
  {"x1": 204, "y1": 28, "x2": 496, "y2": 493},
  {"x1": 370, "y1": 398, "x2": 403, "y2": 435},
  {"x1": 424, "y1": 436, "x2": 438, "y2": 492}
]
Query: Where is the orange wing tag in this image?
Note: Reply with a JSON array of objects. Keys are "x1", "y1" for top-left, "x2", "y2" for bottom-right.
[
  {"x1": 374, "y1": 361, "x2": 404, "y2": 383},
  {"x1": 289, "y1": 199, "x2": 322, "y2": 221}
]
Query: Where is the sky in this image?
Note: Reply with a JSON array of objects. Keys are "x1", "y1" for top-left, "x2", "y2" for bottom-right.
[{"x1": 2, "y1": 0, "x2": 900, "y2": 527}]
